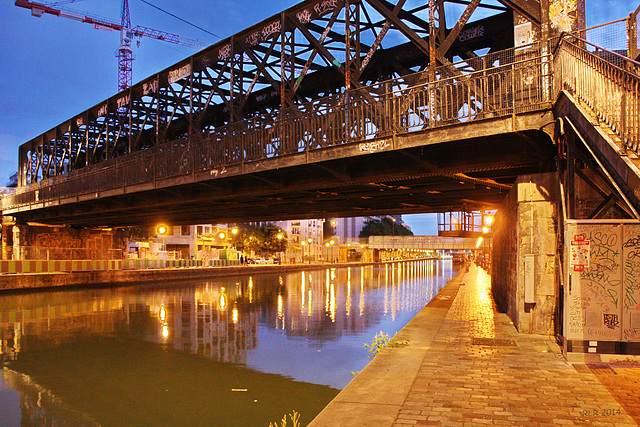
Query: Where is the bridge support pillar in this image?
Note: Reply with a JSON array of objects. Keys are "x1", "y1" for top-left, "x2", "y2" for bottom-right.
[
  {"x1": 491, "y1": 172, "x2": 560, "y2": 335},
  {"x1": 12, "y1": 221, "x2": 26, "y2": 261}
]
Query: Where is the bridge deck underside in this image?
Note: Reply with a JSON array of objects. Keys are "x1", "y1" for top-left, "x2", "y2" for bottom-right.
[{"x1": 9, "y1": 113, "x2": 555, "y2": 227}]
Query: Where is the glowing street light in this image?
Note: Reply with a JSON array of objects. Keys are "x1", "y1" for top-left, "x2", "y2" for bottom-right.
[
  {"x1": 231, "y1": 227, "x2": 239, "y2": 235},
  {"x1": 156, "y1": 224, "x2": 169, "y2": 252}
]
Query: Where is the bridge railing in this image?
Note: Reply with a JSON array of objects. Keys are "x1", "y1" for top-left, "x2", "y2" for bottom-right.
[
  {"x1": 554, "y1": 34, "x2": 640, "y2": 154},
  {"x1": 3, "y1": 43, "x2": 553, "y2": 209}
]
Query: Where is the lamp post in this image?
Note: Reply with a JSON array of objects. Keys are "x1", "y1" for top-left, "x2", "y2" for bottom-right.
[
  {"x1": 277, "y1": 233, "x2": 283, "y2": 264},
  {"x1": 156, "y1": 224, "x2": 168, "y2": 253},
  {"x1": 307, "y1": 237, "x2": 313, "y2": 264},
  {"x1": 392, "y1": 217, "x2": 396, "y2": 260},
  {"x1": 230, "y1": 227, "x2": 239, "y2": 261},
  {"x1": 330, "y1": 239, "x2": 335, "y2": 263}
]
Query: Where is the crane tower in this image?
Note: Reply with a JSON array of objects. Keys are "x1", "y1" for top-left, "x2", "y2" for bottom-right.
[{"x1": 15, "y1": 0, "x2": 206, "y2": 92}]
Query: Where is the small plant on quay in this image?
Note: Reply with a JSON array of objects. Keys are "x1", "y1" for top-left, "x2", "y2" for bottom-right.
[
  {"x1": 269, "y1": 410, "x2": 300, "y2": 427},
  {"x1": 364, "y1": 331, "x2": 409, "y2": 359},
  {"x1": 364, "y1": 331, "x2": 390, "y2": 358}
]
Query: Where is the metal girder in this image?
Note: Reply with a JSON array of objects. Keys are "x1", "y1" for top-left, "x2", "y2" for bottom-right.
[
  {"x1": 17, "y1": 0, "x2": 524, "y2": 187},
  {"x1": 559, "y1": 117, "x2": 638, "y2": 220},
  {"x1": 498, "y1": 0, "x2": 540, "y2": 25},
  {"x1": 5, "y1": 0, "x2": 565, "y2": 228}
]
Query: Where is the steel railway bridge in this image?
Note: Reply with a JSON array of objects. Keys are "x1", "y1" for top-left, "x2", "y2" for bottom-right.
[
  {"x1": 3, "y1": 0, "x2": 640, "y2": 353},
  {"x1": 4, "y1": 0, "x2": 638, "y2": 227}
]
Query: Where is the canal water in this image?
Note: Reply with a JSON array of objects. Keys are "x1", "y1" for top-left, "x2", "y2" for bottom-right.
[{"x1": 0, "y1": 260, "x2": 456, "y2": 426}]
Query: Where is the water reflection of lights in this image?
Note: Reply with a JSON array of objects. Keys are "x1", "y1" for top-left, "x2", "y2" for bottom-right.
[
  {"x1": 359, "y1": 268, "x2": 365, "y2": 317},
  {"x1": 301, "y1": 272, "x2": 306, "y2": 313},
  {"x1": 330, "y1": 283, "x2": 336, "y2": 323},
  {"x1": 346, "y1": 270, "x2": 352, "y2": 318},
  {"x1": 0, "y1": 261, "x2": 455, "y2": 372},
  {"x1": 162, "y1": 324, "x2": 169, "y2": 340},
  {"x1": 277, "y1": 294, "x2": 284, "y2": 328},
  {"x1": 325, "y1": 270, "x2": 331, "y2": 314}
]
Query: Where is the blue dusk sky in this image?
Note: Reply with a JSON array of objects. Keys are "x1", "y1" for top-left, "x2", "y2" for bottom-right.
[{"x1": 0, "y1": 0, "x2": 637, "y2": 234}]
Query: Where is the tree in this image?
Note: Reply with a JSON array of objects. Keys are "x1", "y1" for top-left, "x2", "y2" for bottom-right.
[
  {"x1": 129, "y1": 226, "x2": 157, "y2": 240},
  {"x1": 359, "y1": 217, "x2": 413, "y2": 237},
  {"x1": 261, "y1": 223, "x2": 288, "y2": 253},
  {"x1": 323, "y1": 218, "x2": 336, "y2": 240},
  {"x1": 231, "y1": 224, "x2": 262, "y2": 253},
  {"x1": 231, "y1": 223, "x2": 288, "y2": 254}
]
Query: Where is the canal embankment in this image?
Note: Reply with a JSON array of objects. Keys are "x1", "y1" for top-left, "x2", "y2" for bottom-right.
[
  {"x1": 0, "y1": 259, "x2": 437, "y2": 292},
  {"x1": 310, "y1": 264, "x2": 640, "y2": 426},
  {"x1": 309, "y1": 266, "x2": 465, "y2": 426}
]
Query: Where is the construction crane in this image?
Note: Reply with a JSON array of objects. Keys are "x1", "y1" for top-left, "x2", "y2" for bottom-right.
[{"x1": 15, "y1": 0, "x2": 207, "y2": 92}]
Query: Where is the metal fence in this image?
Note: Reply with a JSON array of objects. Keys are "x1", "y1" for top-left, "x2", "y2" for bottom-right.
[
  {"x1": 4, "y1": 43, "x2": 552, "y2": 210},
  {"x1": 554, "y1": 34, "x2": 640, "y2": 153}
]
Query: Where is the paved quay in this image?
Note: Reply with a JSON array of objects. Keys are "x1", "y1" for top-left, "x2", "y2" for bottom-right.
[{"x1": 310, "y1": 264, "x2": 640, "y2": 426}]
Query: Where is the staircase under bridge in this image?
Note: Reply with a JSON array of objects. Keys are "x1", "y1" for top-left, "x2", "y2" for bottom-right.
[{"x1": 3, "y1": 0, "x2": 640, "y2": 357}]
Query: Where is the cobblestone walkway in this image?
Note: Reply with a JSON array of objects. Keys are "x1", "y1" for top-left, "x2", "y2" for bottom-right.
[{"x1": 394, "y1": 265, "x2": 638, "y2": 426}]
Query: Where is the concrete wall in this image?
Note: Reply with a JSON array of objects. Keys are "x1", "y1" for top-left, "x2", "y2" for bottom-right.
[{"x1": 492, "y1": 173, "x2": 559, "y2": 335}]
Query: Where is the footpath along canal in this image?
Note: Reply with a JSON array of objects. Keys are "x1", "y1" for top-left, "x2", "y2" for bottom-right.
[{"x1": 0, "y1": 260, "x2": 457, "y2": 426}]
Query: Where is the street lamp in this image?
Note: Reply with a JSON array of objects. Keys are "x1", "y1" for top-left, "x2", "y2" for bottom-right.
[
  {"x1": 392, "y1": 218, "x2": 396, "y2": 259},
  {"x1": 156, "y1": 224, "x2": 169, "y2": 252},
  {"x1": 301, "y1": 240, "x2": 306, "y2": 263},
  {"x1": 308, "y1": 237, "x2": 313, "y2": 264},
  {"x1": 329, "y1": 239, "x2": 335, "y2": 263}
]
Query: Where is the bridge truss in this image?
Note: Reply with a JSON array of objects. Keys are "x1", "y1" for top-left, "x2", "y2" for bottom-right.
[{"x1": 18, "y1": 0, "x2": 541, "y2": 186}]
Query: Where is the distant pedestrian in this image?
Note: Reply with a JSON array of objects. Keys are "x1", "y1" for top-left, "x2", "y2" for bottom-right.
[{"x1": 240, "y1": 254, "x2": 244, "y2": 265}]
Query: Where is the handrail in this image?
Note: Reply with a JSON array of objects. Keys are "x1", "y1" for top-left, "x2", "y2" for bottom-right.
[
  {"x1": 554, "y1": 34, "x2": 640, "y2": 154},
  {"x1": 554, "y1": 33, "x2": 640, "y2": 68}
]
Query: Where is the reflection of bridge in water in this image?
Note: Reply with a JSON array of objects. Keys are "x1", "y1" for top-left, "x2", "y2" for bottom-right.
[{"x1": 0, "y1": 263, "x2": 445, "y2": 363}]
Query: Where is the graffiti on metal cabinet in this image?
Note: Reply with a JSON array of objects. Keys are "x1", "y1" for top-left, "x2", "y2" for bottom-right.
[
  {"x1": 622, "y1": 226, "x2": 640, "y2": 341},
  {"x1": 566, "y1": 224, "x2": 622, "y2": 340}
]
